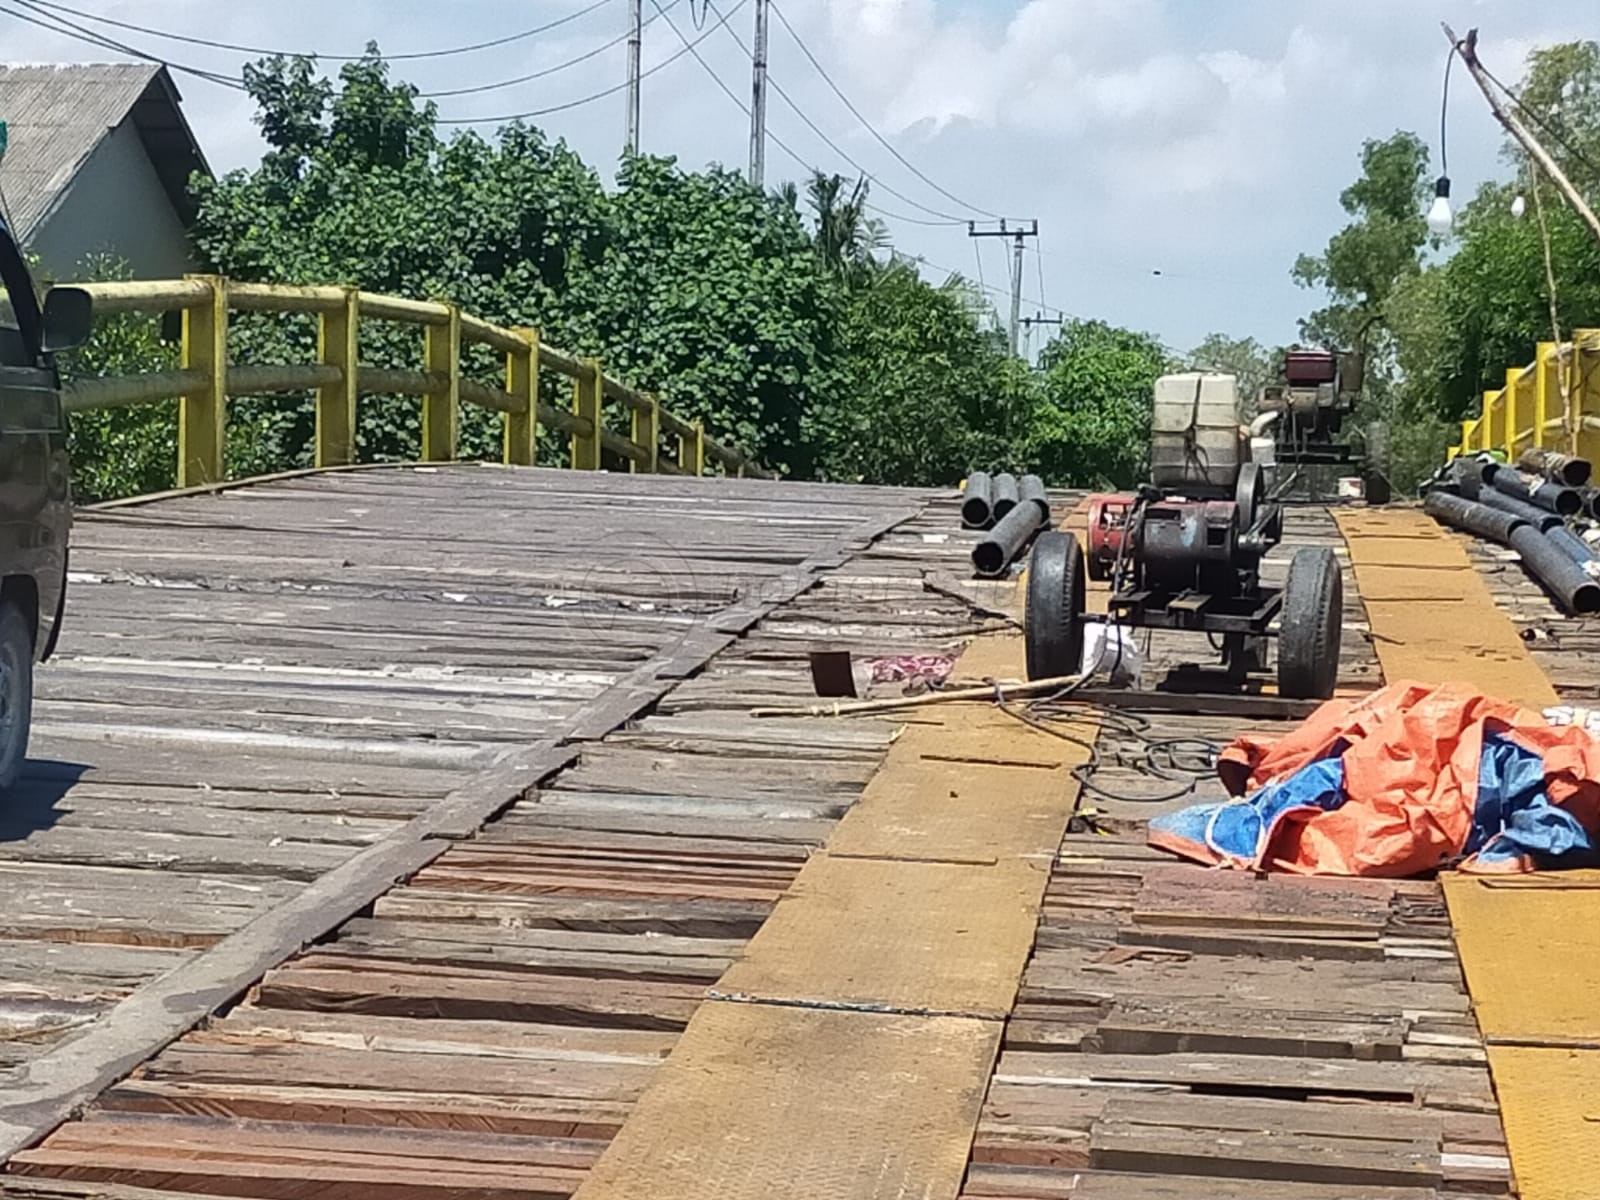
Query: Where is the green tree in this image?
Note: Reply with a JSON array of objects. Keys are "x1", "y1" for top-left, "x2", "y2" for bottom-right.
[
  {"x1": 804, "y1": 173, "x2": 887, "y2": 283},
  {"x1": 564, "y1": 155, "x2": 841, "y2": 473},
  {"x1": 807, "y1": 260, "x2": 1007, "y2": 484},
  {"x1": 1029, "y1": 319, "x2": 1171, "y2": 488},
  {"x1": 1186, "y1": 333, "x2": 1276, "y2": 417},
  {"x1": 55, "y1": 257, "x2": 178, "y2": 503}
]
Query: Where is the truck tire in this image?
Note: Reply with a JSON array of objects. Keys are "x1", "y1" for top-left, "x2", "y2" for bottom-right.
[
  {"x1": 1278, "y1": 547, "x2": 1342, "y2": 700},
  {"x1": 0, "y1": 601, "x2": 32, "y2": 792},
  {"x1": 1025, "y1": 531, "x2": 1086, "y2": 681}
]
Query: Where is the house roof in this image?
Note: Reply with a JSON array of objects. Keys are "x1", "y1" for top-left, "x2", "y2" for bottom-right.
[{"x1": 0, "y1": 62, "x2": 211, "y2": 240}]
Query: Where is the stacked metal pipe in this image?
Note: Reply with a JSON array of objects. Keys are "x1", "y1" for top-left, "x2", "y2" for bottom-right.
[
  {"x1": 1426, "y1": 454, "x2": 1600, "y2": 615},
  {"x1": 970, "y1": 472, "x2": 1051, "y2": 577}
]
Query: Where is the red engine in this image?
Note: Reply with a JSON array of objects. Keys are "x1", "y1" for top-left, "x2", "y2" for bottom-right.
[{"x1": 1085, "y1": 493, "x2": 1136, "y2": 582}]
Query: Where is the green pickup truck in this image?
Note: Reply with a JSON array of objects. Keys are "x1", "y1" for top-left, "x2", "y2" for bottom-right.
[{"x1": 0, "y1": 215, "x2": 91, "y2": 789}]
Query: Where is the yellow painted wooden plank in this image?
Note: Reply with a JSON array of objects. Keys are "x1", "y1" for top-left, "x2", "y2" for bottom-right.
[
  {"x1": 575, "y1": 1003, "x2": 998, "y2": 1200},
  {"x1": 1333, "y1": 508, "x2": 1558, "y2": 710},
  {"x1": 575, "y1": 632, "x2": 1091, "y2": 1199},
  {"x1": 1484, "y1": 1046, "x2": 1600, "y2": 1200}
]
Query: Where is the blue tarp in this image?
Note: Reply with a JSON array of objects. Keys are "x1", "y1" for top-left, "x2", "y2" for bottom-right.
[{"x1": 1152, "y1": 732, "x2": 1597, "y2": 874}]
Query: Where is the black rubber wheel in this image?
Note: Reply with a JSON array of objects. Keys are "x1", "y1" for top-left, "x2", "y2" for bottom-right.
[
  {"x1": 0, "y1": 601, "x2": 33, "y2": 792},
  {"x1": 1025, "y1": 531, "x2": 1086, "y2": 681},
  {"x1": 1278, "y1": 546, "x2": 1342, "y2": 700}
]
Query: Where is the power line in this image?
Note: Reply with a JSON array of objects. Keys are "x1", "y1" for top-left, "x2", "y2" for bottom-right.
[
  {"x1": 420, "y1": 0, "x2": 682, "y2": 99},
  {"x1": 767, "y1": 0, "x2": 1000, "y2": 221},
  {"x1": 649, "y1": 0, "x2": 961, "y2": 228},
  {"x1": 919, "y1": 254, "x2": 1071, "y2": 320},
  {"x1": 699, "y1": 1, "x2": 967, "y2": 223},
  {"x1": 2, "y1": 1, "x2": 246, "y2": 89},
  {"x1": 22, "y1": 0, "x2": 619, "y2": 62},
  {"x1": 436, "y1": 0, "x2": 747, "y2": 126},
  {"x1": 1477, "y1": 60, "x2": 1600, "y2": 186}
]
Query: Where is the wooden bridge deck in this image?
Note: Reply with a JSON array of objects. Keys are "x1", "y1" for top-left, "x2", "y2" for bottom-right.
[{"x1": 0, "y1": 466, "x2": 1573, "y2": 1198}]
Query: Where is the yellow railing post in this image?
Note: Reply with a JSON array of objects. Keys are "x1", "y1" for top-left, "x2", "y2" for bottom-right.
[
  {"x1": 1460, "y1": 420, "x2": 1475, "y2": 456},
  {"x1": 680, "y1": 420, "x2": 705, "y2": 476},
  {"x1": 421, "y1": 303, "x2": 460, "y2": 462},
  {"x1": 1576, "y1": 330, "x2": 1600, "y2": 464},
  {"x1": 178, "y1": 274, "x2": 227, "y2": 487},
  {"x1": 1535, "y1": 341, "x2": 1556, "y2": 450},
  {"x1": 505, "y1": 327, "x2": 539, "y2": 467},
  {"x1": 631, "y1": 395, "x2": 659, "y2": 473},
  {"x1": 315, "y1": 288, "x2": 359, "y2": 468},
  {"x1": 1479, "y1": 392, "x2": 1498, "y2": 454},
  {"x1": 1505, "y1": 368, "x2": 1521, "y2": 459},
  {"x1": 572, "y1": 359, "x2": 602, "y2": 470}
]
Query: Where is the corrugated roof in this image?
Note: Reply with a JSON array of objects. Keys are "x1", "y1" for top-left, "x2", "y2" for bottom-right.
[{"x1": 0, "y1": 63, "x2": 211, "y2": 240}]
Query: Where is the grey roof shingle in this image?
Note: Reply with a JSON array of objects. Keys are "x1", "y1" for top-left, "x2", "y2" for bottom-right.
[{"x1": 0, "y1": 62, "x2": 210, "y2": 239}]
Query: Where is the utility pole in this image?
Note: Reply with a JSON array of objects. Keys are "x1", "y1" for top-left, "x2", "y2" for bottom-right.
[
  {"x1": 968, "y1": 220, "x2": 1039, "y2": 358},
  {"x1": 748, "y1": 0, "x2": 769, "y2": 187},
  {"x1": 1443, "y1": 23, "x2": 1600, "y2": 245},
  {"x1": 1020, "y1": 312, "x2": 1064, "y2": 362},
  {"x1": 624, "y1": 0, "x2": 642, "y2": 156}
]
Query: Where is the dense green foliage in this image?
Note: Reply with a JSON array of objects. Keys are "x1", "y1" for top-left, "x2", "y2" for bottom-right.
[
  {"x1": 1292, "y1": 41, "x2": 1600, "y2": 491},
  {"x1": 64, "y1": 50, "x2": 1171, "y2": 499}
]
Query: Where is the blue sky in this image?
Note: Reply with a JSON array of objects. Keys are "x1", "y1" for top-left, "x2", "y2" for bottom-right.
[{"x1": 2, "y1": 1, "x2": 1592, "y2": 353}]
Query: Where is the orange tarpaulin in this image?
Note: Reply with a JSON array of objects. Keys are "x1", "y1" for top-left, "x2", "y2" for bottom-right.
[{"x1": 1196, "y1": 681, "x2": 1600, "y2": 876}]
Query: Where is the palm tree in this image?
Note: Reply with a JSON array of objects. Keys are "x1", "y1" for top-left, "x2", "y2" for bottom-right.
[{"x1": 806, "y1": 172, "x2": 887, "y2": 281}]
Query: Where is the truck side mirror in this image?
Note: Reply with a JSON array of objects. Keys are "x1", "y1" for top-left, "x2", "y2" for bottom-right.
[{"x1": 40, "y1": 286, "x2": 93, "y2": 354}]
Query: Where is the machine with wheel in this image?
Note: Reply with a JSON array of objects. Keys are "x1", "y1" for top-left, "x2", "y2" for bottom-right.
[{"x1": 1024, "y1": 372, "x2": 1344, "y2": 701}]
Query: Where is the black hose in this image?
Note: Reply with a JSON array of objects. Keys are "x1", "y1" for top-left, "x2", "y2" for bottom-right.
[
  {"x1": 1509, "y1": 523, "x2": 1600, "y2": 615},
  {"x1": 961, "y1": 471, "x2": 994, "y2": 529},
  {"x1": 992, "y1": 473, "x2": 1020, "y2": 520},
  {"x1": 1477, "y1": 486, "x2": 1566, "y2": 532},
  {"x1": 1519, "y1": 447, "x2": 1592, "y2": 488},
  {"x1": 1424, "y1": 490, "x2": 1527, "y2": 545},
  {"x1": 1018, "y1": 474, "x2": 1050, "y2": 522},
  {"x1": 1490, "y1": 467, "x2": 1582, "y2": 516},
  {"x1": 972, "y1": 498, "x2": 1046, "y2": 577},
  {"x1": 1547, "y1": 524, "x2": 1598, "y2": 565}
]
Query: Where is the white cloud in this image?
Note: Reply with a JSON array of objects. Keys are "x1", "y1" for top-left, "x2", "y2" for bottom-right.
[{"x1": 0, "y1": 0, "x2": 1593, "y2": 348}]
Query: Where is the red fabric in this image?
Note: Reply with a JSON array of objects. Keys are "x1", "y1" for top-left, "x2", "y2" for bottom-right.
[{"x1": 1215, "y1": 681, "x2": 1600, "y2": 876}]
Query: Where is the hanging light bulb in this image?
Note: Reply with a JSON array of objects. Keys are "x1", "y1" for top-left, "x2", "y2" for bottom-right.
[
  {"x1": 1426, "y1": 176, "x2": 1454, "y2": 236},
  {"x1": 1511, "y1": 193, "x2": 1527, "y2": 219}
]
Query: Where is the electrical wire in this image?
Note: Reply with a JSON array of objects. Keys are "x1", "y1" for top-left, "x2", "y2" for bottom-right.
[
  {"x1": 21, "y1": 0, "x2": 618, "y2": 62},
  {"x1": 436, "y1": 0, "x2": 746, "y2": 125},
  {"x1": 2, "y1": 1, "x2": 246, "y2": 89},
  {"x1": 697, "y1": 1, "x2": 968, "y2": 224},
  {"x1": 767, "y1": 0, "x2": 1000, "y2": 220},
  {"x1": 648, "y1": 0, "x2": 963, "y2": 228},
  {"x1": 1477, "y1": 60, "x2": 1600, "y2": 185},
  {"x1": 419, "y1": 0, "x2": 682, "y2": 98},
  {"x1": 1439, "y1": 41, "x2": 1454, "y2": 177},
  {"x1": 918, "y1": 253, "x2": 1072, "y2": 319}
]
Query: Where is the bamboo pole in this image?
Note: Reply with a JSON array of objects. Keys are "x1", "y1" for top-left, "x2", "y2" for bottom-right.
[
  {"x1": 750, "y1": 673, "x2": 1086, "y2": 718},
  {"x1": 1444, "y1": 24, "x2": 1600, "y2": 246}
]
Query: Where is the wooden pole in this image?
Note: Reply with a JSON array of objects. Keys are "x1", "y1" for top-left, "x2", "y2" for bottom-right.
[
  {"x1": 750, "y1": 672, "x2": 1086, "y2": 719},
  {"x1": 1443, "y1": 23, "x2": 1600, "y2": 246}
]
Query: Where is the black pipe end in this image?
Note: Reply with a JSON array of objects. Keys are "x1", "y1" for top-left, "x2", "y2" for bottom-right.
[
  {"x1": 1563, "y1": 461, "x2": 1593, "y2": 488},
  {"x1": 992, "y1": 500, "x2": 1017, "y2": 521},
  {"x1": 961, "y1": 498, "x2": 993, "y2": 528},
  {"x1": 1576, "y1": 583, "x2": 1600, "y2": 615},
  {"x1": 972, "y1": 543, "x2": 1006, "y2": 577},
  {"x1": 1556, "y1": 490, "x2": 1584, "y2": 517}
]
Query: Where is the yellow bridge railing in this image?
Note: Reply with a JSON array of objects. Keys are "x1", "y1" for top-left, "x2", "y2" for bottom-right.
[
  {"x1": 1449, "y1": 329, "x2": 1600, "y2": 464},
  {"x1": 67, "y1": 275, "x2": 771, "y2": 487}
]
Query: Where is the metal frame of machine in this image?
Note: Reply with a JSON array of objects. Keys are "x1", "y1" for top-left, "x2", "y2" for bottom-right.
[{"x1": 1025, "y1": 465, "x2": 1344, "y2": 701}]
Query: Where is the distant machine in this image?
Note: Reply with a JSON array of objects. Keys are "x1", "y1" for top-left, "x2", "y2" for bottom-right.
[
  {"x1": 1024, "y1": 372, "x2": 1345, "y2": 700},
  {"x1": 1253, "y1": 347, "x2": 1389, "y2": 503}
]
